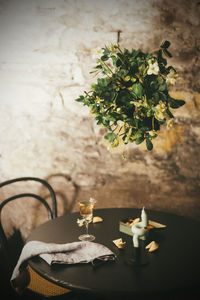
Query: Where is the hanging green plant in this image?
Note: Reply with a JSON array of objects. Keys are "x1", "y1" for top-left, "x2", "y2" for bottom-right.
[{"x1": 75, "y1": 41, "x2": 185, "y2": 151}]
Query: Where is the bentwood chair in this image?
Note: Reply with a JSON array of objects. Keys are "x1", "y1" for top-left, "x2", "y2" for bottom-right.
[{"x1": 0, "y1": 177, "x2": 71, "y2": 299}]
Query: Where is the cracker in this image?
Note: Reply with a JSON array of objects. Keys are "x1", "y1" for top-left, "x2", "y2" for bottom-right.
[{"x1": 113, "y1": 238, "x2": 126, "y2": 249}]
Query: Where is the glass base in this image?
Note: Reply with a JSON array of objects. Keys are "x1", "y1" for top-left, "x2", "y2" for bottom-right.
[{"x1": 78, "y1": 234, "x2": 95, "y2": 241}]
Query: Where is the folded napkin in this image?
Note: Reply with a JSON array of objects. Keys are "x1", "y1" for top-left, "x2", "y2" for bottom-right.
[{"x1": 11, "y1": 240, "x2": 116, "y2": 294}]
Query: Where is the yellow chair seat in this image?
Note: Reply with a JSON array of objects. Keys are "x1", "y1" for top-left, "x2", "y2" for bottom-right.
[{"x1": 27, "y1": 265, "x2": 71, "y2": 296}]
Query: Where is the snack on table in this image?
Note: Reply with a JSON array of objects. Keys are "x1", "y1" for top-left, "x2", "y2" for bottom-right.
[
  {"x1": 93, "y1": 216, "x2": 103, "y2": 223},
  {"x1": 148, "y1": 220, "x2": 166, "y2": 229},
  {"x1": 113, "y1": 238, "x2": 126, "y2": 249},
  {"x1": 128, "y1": 217, "x2": 140, "y2": 226},
  {"x1": 145, "y1": 241, "x2": 159, "y2": 252}
]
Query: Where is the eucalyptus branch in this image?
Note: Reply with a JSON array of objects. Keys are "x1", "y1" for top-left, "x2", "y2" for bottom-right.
[
  {"x1": 105, "y1": 105, "x2": 113, "y2": 114},
  {"x1": 115, "y1": 44, "x2": 123, "y2": 54},
  {"x1": 151, "y1": 48, "x2": 160, "y2": 54},
  {"x1": 118, "y1": 126, "x2": 123, "y2": 134},
  {"x1": 99, "y1": 59, "x2": 114, "y2": 75},
  {"x1": 112, "y1": 125, "x2": 119, "y2": 132},
  {"x1": 152, "y1": 116, "x2": 155, "y2": 131},
  {"x1": 119, "y1": 132, "x2": 126, "y2": 137}
]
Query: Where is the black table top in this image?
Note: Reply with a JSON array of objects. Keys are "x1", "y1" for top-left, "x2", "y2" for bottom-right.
[{"x1": 27, "y1": 208, "x2": 200, "y2": 298}]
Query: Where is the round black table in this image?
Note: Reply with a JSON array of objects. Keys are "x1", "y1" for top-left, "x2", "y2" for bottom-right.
[{"x1": 27, "y1": 208, "x2": 200, "y2": 299}]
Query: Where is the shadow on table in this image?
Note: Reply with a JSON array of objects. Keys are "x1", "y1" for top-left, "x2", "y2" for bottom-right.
[
  {"x1": 1, "y1": 284, "x2": 198, "y2": 300},
  {"x1": 68, "y1": 289, "x2": 199, "y2": 300}
]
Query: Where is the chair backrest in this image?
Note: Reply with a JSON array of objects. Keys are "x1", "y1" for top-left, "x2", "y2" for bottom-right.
[{"x1": 0, "y1": 177, "x2": 58, "y2": 274}]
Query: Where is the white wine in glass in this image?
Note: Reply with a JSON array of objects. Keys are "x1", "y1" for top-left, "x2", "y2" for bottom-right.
[{"x1": 78, "y1": 199, "x2": 95, "y2": 241}]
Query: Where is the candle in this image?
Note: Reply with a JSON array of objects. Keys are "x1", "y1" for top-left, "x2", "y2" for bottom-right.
[{"x1": 141, "y1": 207, "x2": 148, "y2": 227}]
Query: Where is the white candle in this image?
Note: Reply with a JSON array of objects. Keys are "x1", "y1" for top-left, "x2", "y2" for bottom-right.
[{"x1": 141, "y1": 207, "x2": 148, "y2": 227}]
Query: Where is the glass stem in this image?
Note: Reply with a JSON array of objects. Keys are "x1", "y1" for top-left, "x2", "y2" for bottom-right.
[{"x1": 85, "y1": 221, "x2": 89, "y2": 235}]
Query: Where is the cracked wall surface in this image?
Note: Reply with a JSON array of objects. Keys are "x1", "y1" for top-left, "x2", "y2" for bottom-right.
[{"x1": 0, "y1": 0, "x2": 199, "y2": 238}]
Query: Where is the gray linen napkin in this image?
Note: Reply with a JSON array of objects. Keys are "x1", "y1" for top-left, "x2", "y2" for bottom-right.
[
  {"x1": 11, "y1": 240, "x2": 116, "y2": 294},
  {"x1": 40, "y1": 241, "x2": 116, "y2": 265}
]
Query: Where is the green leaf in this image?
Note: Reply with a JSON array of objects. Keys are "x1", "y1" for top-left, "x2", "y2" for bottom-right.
[
  {"x1": 135, "y1": 136, "x2": 145, "y2": 145},
  {"x1": 111, "y1": 138, "x2": 119, "y2": 147},
  {"x1": 102, "y1": 47, "x2": 110, "y2": 56},
  {"x1": 158, "y1": 91, "x2": 167, "y2": 100},
  {"x1": 116, "y1": 59, "x2": 122, "y2": 67},
  {"x1": 163, "y1": 49, "x2": 172, "y2": 58},
  {"x1": 104, "y1": 132, "x2": 118, "y2": 143},
  {"x1": 101, "y1": 55, "x2": 109, "y2": 61},
  {"x1": 106, "y1": 114, "x2": 116, "y2": 122},
  {"x1": 132, "y1": 83, "x2": 143, "y2": 98},
  {"x1": 95, "y1": 115, "x2": 103, "y2": 124},
  {"x1": 157, "y1": 50, "x2": 168, "y2": 67},
  {"x1": 169, "y1": 99, "x2": 185, "y2": 109},
  {"x1": 130, "y1": 61, "x2": 138, "y2": 74},
  {"x1": 95, "y1": 64, "x2": 103, "y2": 69},
  {"x1": 153, "y1": 92, "x2": 160, "y2": 103},
  {"x1": 75, "y1": 95, "x2": 91, "y2": 106},
  {"x1": 111, "y1": 55, "x2": 117, "y2": 66},
  {"x1": 149, "y1": 133, "x2": 158, "y2": 139},
  {"x1": 75, "y1": 95, "x2": 85, "y2": 102},
  {"x1": 161, "y1": 40, "x2": 171, "y2": 49},
  {"x1": 150, "y1": 80, "x2": 159, "y2": 91},
  {"x1": 97, "y1": 77, "x2": 111, "y2": 88},
  {"x1": 146, "y1": 138, "x2": 153, "y2": 150},
  {"x1": 166, "y1": 108, "x2": 174, "y2": 118},
  {"x1": 158, "y1": 83, "x2": 167, "y2": 92}
]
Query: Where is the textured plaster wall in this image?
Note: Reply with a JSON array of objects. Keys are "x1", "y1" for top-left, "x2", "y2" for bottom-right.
[{"x1": 0, "y1": 0, "x2": 199, "y2": 238}]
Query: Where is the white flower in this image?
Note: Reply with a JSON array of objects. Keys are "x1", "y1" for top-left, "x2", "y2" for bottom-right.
[
  {"x1": 166, "y1": 69, "x2": 178, "y2": 85},
  {"x1": 91, "y1": 47, "x2": 103, "y2": 59},
  {"x1": 147, "y1": 61, "x2": 159, "y2": 75},
  {"x1": 149, "y1": 130, "x2": 156, "y2": 136},
  {"x1": 154, "y1": 101, "x2": 167, "y2": 121}
]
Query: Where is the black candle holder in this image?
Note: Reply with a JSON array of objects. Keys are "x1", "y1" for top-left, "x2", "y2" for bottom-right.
[{"x1": 126, "y1": 244, "x2": 149, "y2": 267}]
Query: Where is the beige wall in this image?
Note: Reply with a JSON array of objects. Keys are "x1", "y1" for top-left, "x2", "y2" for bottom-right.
[{"x1": 0, "y1": 0, "x2": 199, "y2": 238}]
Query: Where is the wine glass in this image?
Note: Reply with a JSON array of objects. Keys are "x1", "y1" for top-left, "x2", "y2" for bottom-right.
[{"x1": 78, "y1": 198, "x2": 95, "y2": 241}]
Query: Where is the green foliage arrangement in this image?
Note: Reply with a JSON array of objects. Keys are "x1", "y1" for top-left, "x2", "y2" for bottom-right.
[{"x1": 75, "y1": 41, "x2": 185, "y2": 151}]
